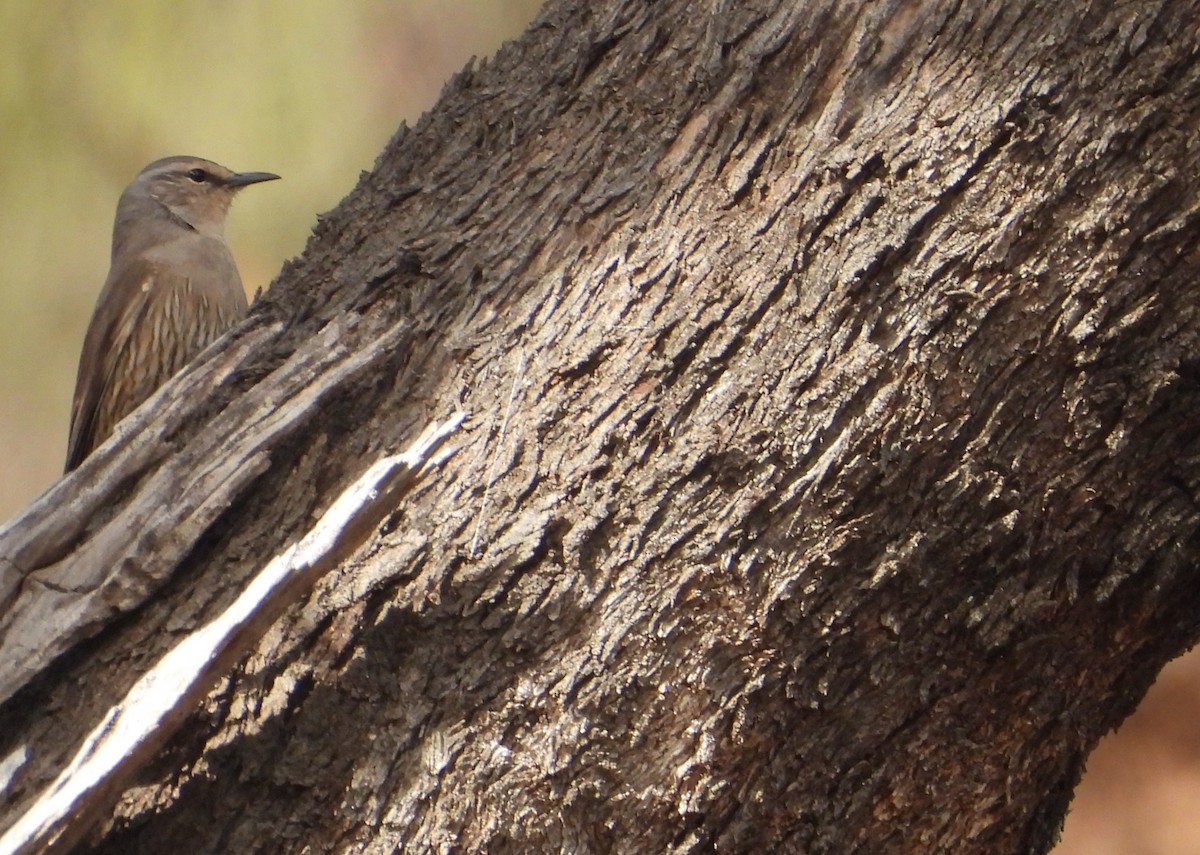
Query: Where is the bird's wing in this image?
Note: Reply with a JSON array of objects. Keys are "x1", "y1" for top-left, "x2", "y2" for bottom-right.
[{"x1": 64, "y1": 260, "x2": 160, "y2": 472}]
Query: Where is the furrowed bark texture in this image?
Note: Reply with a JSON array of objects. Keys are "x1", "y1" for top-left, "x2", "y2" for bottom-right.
[{"x1": 2, "y1": 1, "x2": 1200, "y2": 853}]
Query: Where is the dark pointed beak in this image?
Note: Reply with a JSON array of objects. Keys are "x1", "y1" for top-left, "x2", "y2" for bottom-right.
[{"x1": 226, "y1": 171, "x2": 281, "y2": 189}]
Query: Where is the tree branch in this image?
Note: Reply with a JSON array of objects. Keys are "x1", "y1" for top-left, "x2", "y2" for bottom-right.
[{"x1": 0, "y1": 413, "x2": 462, "y2": 855}]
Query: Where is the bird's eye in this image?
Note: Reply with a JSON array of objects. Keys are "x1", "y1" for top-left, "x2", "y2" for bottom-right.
[{"x1": 186, "y1": 168, "x2": 207, "y2": 183}]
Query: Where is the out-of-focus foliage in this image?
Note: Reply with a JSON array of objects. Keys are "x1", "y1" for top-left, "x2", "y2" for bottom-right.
[{"x1": 0, "y1": 0, "x2": 540, "y2": 517}]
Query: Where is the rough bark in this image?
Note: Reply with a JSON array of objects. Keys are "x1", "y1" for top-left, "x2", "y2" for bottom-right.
[{"x1": 2, "y1": 0, "x2": 1200, "y2": 853}]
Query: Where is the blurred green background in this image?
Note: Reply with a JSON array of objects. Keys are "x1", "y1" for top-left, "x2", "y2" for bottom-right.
[{"x1": 0, "y1": 0, "x2": 540, "y2": 519}]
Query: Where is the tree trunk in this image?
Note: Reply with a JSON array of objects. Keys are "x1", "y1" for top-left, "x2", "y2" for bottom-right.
[{"x1": 3, "y1": 0, "x2": 1200, "y2": 852}]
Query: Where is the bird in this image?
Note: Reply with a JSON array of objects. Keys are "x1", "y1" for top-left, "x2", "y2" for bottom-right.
[{"x1": 64, "y1": 156, "x2": 279, "y2": 472}]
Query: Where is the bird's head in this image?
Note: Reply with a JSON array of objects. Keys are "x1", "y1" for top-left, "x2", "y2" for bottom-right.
[{"x1": 125, "y1": 156, "x2": 280, "y2": 239}]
